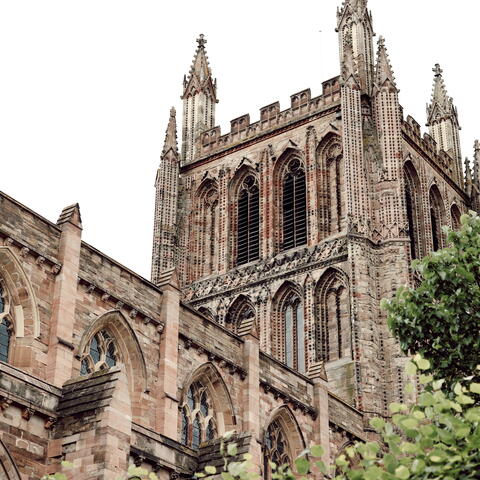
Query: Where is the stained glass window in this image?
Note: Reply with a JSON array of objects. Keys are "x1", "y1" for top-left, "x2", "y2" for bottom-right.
[
  {"x1": 80, "y1": 330, "x2": 117, "y2": 375},
  {"x1": 0, "y1": 285, "x2": 12, "y2": 363},
  {"x1": 263, "y1": 421, "x2": 291, "y2": 480},
  {"x1": 180, "y1": 381, "x2": 217, "y2": 449}
]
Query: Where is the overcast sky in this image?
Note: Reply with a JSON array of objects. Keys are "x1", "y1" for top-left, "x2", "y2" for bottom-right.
[{"x1": 0, "y1": 0, "x2": 478, "y2": 279}]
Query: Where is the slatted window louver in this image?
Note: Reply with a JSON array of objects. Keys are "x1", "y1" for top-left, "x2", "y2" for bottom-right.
[
  {"x1": 237, "y1": 177, "x2": 260, "y2": 266},
  {"x1": 282, "y1": 161, "x2": 307, "y2": 251}
]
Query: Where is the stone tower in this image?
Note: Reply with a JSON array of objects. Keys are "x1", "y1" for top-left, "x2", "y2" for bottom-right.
[
  {"x1": 151, "y1": 107, "x2": 179, "y2": 284},
  {"x1": 151, "y1": 0, "x2": 476, "y2": 419}
]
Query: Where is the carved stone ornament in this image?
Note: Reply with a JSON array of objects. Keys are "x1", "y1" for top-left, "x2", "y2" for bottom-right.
[{"x1": 22, "y1": 407, "x2": 35, "y2": 421}]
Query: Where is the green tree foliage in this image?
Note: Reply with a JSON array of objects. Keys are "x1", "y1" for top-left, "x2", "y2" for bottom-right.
[
  {"x1": 206, "y1": 362, "x2": 480, "y2": 480},
  {"x1": 382, "y1": 212, "x2": 480, "y2": 390}
]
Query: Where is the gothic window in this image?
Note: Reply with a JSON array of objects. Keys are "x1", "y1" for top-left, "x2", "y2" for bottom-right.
[
  {"x1": 282, "y1": 159, "x2": 307, "y2": 251},
  {"x1": 429, "y1": 186, "x2": 445, "y2": 252},
  {"x1": 273, "y1": 286, "x2": 306, "y2": 374},
  {"x1": 263, "y1": 420, "x2": 291, "y2": 480},
  {"x1": 225, "y1": 296, "x2": 256, "y2": 335},
  {"x1": 315, "y1": 270, "x2": 351, "y2": 363},
  {"x1": 0, "y1": 284, "x2": 12, "y2": 363},
  {"x1": 80, "y1": 330, "x2": 118, "y2": 375},
  {"x1": 180, "y1": 381, "x2": 217, "y2": 449},
  {"x1": 237, "y1": 175, "x2": 260, "y2": 265},
  {"x1": 451, "y1": 204, "x2": 461, "y2": 231},
  {"x1": 404, "y1": 162, "x2": 424, "y2": 260}
]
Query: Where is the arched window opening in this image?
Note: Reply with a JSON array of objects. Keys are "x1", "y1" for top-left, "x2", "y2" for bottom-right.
[
  {"x1": 180, "y1": 381, "x2": 217, "y2": 449},
  {"x1": 315, "y1": 271, "x2": 351, "y2": 363},
  {"x1": 429, "y1": 186, "x2": 445, "y2": 252},
  {"x1": 328, "y1": 154, "x2": 344, "y2": 234},
  {"x1": 282, "y1": 159, "x2": 307, "y2": 250},
  {"x1": 80, "y1": 330, "x2": 118, "y2": 375},
  {"x1": 225, "y1": 296, "x2": 256, "y2": 335},
  {"x1": 281, "y1": 293, "x2": 305, "y2": 374},
  {"x1": 451, "y1": 204, "x2": 461, "y2": 231},
  {"x1": 263, "y1": 420, "x2": 291, "y2": 480},
  {"x1": 0, "y1": 284, "x2": 13, "y2": 363},
  {"x1": 404, "y1": 162, "x2": 423, "y2": 260},
  {"x1": 237, "y1": 175, "x2": 260, "y2": 265}
]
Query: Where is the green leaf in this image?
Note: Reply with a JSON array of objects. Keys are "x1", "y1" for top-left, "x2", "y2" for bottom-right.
[
  {"x1": 395, "y1": 465, "x2": 410, "y2": 479},
  {"x1": 416, "y1": 358, "x2": 431, "y2": 370},
  {"x1": 405, "y1": 361, "x2": 417, "y2": 375},
  {"x1": 227, "y1": 443, "x2": 238, "y2": 457},
  {"x1": 295, "y1": 456, "x2": 310, "y2": 475},
  {"x1": 205, "y1": 466, "x2": 216, "y2": 475},
  {"x1": 370, "y1": 417, "x2": 385, "y2": 431},
  {"x1": 469, "y1": 382, "x2": 480, "y2": 394}
]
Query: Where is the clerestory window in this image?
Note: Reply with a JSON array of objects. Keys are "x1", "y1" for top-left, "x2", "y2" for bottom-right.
[
  {"x1": 0, "y1": 284, "x2": 12, "y2": 363},
  {"x1": 80, "y1": 330, "x2": 118, "y2": 375}
]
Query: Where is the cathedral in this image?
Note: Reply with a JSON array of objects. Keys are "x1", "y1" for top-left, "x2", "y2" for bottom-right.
[{"x1": 0, "y1": 0, "x2": 479, "y2": 478}]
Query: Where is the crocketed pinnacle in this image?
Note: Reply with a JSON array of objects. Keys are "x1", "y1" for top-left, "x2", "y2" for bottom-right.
[
  {"x1": 465, "y1": 157, "x2": 473, "y2": 194},
  {"x1": 338, "y1": 0, "x2": 368, "y2": 19},
  {"x1": 427, "y1": 64, "x2": 455, "y2": 125},
  {"x1": 375, "y1": 36, "x2": 396, "y2": 88},
  {"x1": 182, "y1": 34, "x2": 217, "y2": 101},
  {"x1": 161, "y1": 107, "x2": 178, "y2": 158},
  {"x1": 474, "y1": 140, "x2": 480, "y2": 186}
]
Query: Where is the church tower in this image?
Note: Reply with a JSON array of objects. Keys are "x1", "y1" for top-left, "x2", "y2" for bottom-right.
[
  {"x1": 337, "y1": 0, "x2": 375, "y2": 94},
  {"x1": 151, "y1": 108, "x2": 179, "y2": 285},
  {"x1": 426, "y1": 64, "x2": 462, "y2": 184},
  {"x1": 181, "y1": 34, "x2": 218, "y2": 164}
]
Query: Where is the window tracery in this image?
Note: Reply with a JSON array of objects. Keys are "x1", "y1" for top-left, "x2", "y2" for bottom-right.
[
  {"x1": 80, "y1": 330, "x2": 118, "y2": 375},
  {"x1": 282, "y1": 159, "x2": 307, "y2": 251},
  {"x1": 429, "y1": 186, "x2": 445, "y2": 252},
  {"x1": 180, "y1": 381, "x2": 217, "y2": 449},
  {"x1": 404, "y1": 162, "x2": 424, "y2": 260},
  {"x1": 0, "y1": 284, "x2": 12, "y2": 363},
  {"x1": 263, "y1": 420, "x2": 291, "y2": 480},
  {"x1": 237, "y1": 175, "x2": 260, "y2": 266}
]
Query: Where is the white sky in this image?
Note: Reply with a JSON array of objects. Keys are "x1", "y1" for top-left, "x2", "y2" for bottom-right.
[{"x1": 0, "y1": 0, "x2": 478, "y2": 279}]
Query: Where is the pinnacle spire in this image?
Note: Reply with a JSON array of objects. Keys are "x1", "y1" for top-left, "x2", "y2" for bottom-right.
[
  {"x1": 161, "y1": 107, "x2": 178, "y2": 157},
  {"x1": 474, "y1": 140, "x2": 480, "y2": 185},
  {"x1": 427, "y1": 64, "x2": 455, "y2": 125},
  {"x1": 465, "y1": 157, "x2": 473, "y2": 195},
  {"x1": 182, "y1": 33, "x2": 217, "y2": 101},
  {"x1": 375, "y1": 36, "x2": 396, "y2": 88}
]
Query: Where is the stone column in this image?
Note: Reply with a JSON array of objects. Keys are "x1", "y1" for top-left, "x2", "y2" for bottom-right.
[
  {"x1": 156, "y1": 269, "x2": 180, "y2": 438},
  {"x1": 241, "y1": 329, "x2": 262, "y2": 467},
  {"x1": 309, "y1": 362, "x2": 330, "y2": 468},
  {"x1": 46, "y1": 204, "x2": 82, "y2": 387}
]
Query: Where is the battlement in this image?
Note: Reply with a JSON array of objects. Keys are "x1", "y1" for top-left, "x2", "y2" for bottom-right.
[
  {"x1": 197, "y1": 76, "x2": 341, "y2": 159},
  {"x1": 402, "y1": 114, "x2": 459, "y2": 185}
]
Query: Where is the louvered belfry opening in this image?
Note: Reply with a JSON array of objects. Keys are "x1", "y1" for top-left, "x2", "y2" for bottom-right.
[
  {"x1": 237, "y1": 175, "x2": 260, "y2": 266},
  {"x1": 282, "y1": 159, "x2": 307, "y2": 251}
]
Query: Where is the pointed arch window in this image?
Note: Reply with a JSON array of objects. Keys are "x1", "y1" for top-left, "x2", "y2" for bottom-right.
[
  {"x1": 429, "y1": 186, "x2": 445, "y2": 252},
  {"x1": 282, "y1": 159, "x2": 307, "y2": 250},
  {"x1": 80, "y1": 330, "x2": 118, "y2": 375},
  {"x1": 315, "y1": 271, "x2": 351, "y2": 363},
  {"x1": 0, "y1": 284, "x2": 12, "y2": 363},
  {"x1": 281, "y1": 293, "x2": 305, "y2": 374},
  {"x1": 263, "y1": 420, "x2": 291, "y2": 480},
  {"x1": 404, "y1": 163, "x2": 424, "y2": 260},
  {"x1": 180, "y1": 381, "x2": 217, "y2": 449},
  {"x1": 451, "y1": 204, "x2": 461, "y2": 231},
  {"x1": 237, "y1": 175, "x2": 260, "y2": 265},
  {"x1": 225, "y1": 297, "x2": 256, "y2": 335}
]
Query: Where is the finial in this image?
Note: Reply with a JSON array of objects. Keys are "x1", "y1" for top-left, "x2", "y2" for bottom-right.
[
  {"x1": 475, "y1": 140, "x2": 480, "y2": 153},
  {"x1": 433, "y1": 63, "x2": 443, "y2": 77},
  {"x1": 196, "y1": 34, "x2": 207, "y2": 49},
  {"x1": 378, "y1": 36, "x2": 385, "y2": 48},
  {"x1": 170, "y1": 106, "x2": 176, "y2": 117}
]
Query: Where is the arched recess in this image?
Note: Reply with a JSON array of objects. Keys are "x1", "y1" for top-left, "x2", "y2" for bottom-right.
[
  {"x1": 77, "y1": 310, "x2": 148, "y2": 395},
  {"x1": 178, "y1": 362, "x2": 236, "y2": 448},
  {"x1": 228, "y1": 166, "x2": 260, "y2": 267},
  {"x1": 0, "y1": 247, "x2": 40, "y2": 339},
  {"x1": 0, "y1": 438, "x2": 21, "y2": 480},
  {"x1": 198, "y1": 306, "x2": 214, "y2": 322},
  {"x1": 271, "y1": 281, "x2": 306, "y2": 373},
  {"x1": 273, "y1": 148, "x2": 308, "y2": 253},
  {"x1": 404, "y1": 161, "x2": 425, "y2": 259},
  {"x1": 225, "y1": 295, "x2": 256, "y2": 335},
  {"x1": 314, "y1": 268, "x2": 351, "y2": 363},
  {"x1": 450, "y1": 203, "x2": 461, "y2": 231},
  {"x1": 316, "y1": 133, "x2": 344, "y2": 238},
  {"x1": 429, "y1": 184, "x2": 446, "y2": 251},
  {"x1": 262, "y1": 405, "x2": 306, "y2": 480},
  {"x1": 190, "y1": 178, "x2": 220, "y2": 281}
]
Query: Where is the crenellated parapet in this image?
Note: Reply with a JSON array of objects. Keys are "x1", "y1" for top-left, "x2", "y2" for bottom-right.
[{"x1": 197, "y1": 77, "x2": 341, "y2": 159}]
